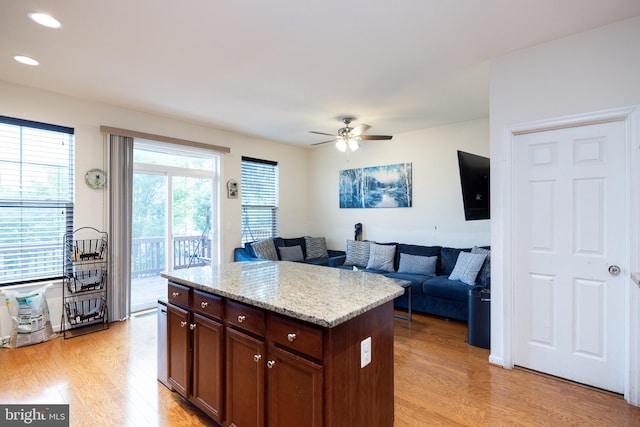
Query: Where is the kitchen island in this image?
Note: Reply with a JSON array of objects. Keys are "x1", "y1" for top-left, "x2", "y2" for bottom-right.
[{"x1": 161, "y1": 261, "x2": 406, "y2": 427}]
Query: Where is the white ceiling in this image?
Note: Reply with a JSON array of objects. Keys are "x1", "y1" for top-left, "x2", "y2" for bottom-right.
[{"x1": 2, "y1": 1, "x2": 640, "y2": 146}]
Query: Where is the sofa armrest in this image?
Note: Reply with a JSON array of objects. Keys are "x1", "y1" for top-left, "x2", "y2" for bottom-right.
[
  {"x1": 328, "y1": 254, "x2": 346, "y2": 267},
  {"x1": 234, "y1": 247, "x2": 262, "y2": 262}
]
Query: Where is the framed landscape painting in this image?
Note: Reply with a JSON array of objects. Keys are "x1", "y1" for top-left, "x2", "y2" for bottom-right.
[{"x1": 339, "y1": 163, "x2": 412, "y2": 208}]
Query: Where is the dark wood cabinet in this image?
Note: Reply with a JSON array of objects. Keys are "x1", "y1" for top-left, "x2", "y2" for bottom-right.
[
  {"x1": 225, "y1": 327, "x2": 265, "y2": 427},
  {"x1": 192, "y1": 313, "x2": 224, "y2": 422},
  {"x1": 267, "y1": 345, "x2": 323, "y2": 427},
  {"x1": 167, "y1": 303, "x2": 189, "y2": 397},
  {"x1": 167, "y1": 284, "x2": 224, "y2": 424},
  {"x1": 167, "y1": 281, "x2": 395, "y2": 427}
]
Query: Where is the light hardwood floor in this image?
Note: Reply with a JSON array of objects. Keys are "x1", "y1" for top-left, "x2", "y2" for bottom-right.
[{"x1": 1, "y1": 311, "x2": 639, "y2": 426}]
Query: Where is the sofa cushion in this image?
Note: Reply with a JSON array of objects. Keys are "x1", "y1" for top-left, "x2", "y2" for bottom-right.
[
  {"x1": 278, "y1": 245, "x2": 304, "y2": 262},
  {"x1": 366, "y1": 243, "x2": 396, "y2": 272},
  {"x1": 251, "y1": 238, "x2": 278, "y2": 261},
  {"x1": 398, "y1": 253, "x2": 437, "y2": 275},
  {"x1": 344, "y1": 240, "x2": 371, "y2": 268},
  {"x1": 244, "y1": 242, "x2": 257, "y2": 258},
  {"x1": 449, "y1": 252, "x2": 487, "y2": 285},
  {"x1": 471, "y1": 246, "x2": 491, "y2": 286},
  {"x1": 440, "y1": 247, "x2": 467, "y2": 276},
  {"x1": 396, "y1": 244, "x2": 442, "y2": 273},
  {"x1": 282, "y1": 237, "x2": 307, "y2": 258},
  {"x1": 305, "y1": 236, "x2": 329, "y2": 259},
  {"x1": 303, "y1": 257, "x2": 331, "y2": 266},
  {"x1": 422, "y1": 276, "x2": 470, "y2": 302}
]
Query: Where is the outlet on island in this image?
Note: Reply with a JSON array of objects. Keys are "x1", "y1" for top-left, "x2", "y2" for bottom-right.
[{"x1": 361, "y1": 336, "x2": 372, "y2": 368}]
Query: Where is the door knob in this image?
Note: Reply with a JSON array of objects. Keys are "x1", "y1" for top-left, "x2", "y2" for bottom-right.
[{"x1": 608, "y1": 265, "x2": 621, "y2": 276}]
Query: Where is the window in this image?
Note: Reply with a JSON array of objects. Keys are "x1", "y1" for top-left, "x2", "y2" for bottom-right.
[
  {"x1": 0, "y1": 116, "x2": 74, "y2": 285},
  {"x1": 241, "y1": 157, "x2": 279, "y2": 244}
]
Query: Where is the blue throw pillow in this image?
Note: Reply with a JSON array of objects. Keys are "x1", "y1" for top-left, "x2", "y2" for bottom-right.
[{"x1": 398, "y1": 253, "x2": 437, "y2": 275}]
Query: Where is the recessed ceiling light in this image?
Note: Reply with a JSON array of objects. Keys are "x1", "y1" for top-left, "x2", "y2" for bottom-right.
[
  {"x1": 27, "y1": 12, "x2": 61, "y2": 28},
  {"x1": 14, "y1": 55, "x2": 39, "y2": 66}
]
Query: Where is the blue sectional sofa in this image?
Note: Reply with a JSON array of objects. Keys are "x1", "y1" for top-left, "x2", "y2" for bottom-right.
[
  {"x1": 234, "y1": 237, "x2": 489, "y2": 322},
  {"x1": 332, "y1": 242, "x2": 490, "y2": 322},
  {"x1": 233, "y1": 236, "x2": 346, "y2": 267}
]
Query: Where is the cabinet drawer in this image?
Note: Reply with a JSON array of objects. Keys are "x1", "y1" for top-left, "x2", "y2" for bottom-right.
[
  {"x1": 193, "y1": 290, "x2": 223, "y2": 320},
  {"x1": 168, "y1": 282, "x2": 191, "y2": 308},
  {"x1": 226, "y1": 300, "x2": 265, "y2": 337},
  {"x1": 268, "y1": 314, "x2": 323, "y2": 361}
]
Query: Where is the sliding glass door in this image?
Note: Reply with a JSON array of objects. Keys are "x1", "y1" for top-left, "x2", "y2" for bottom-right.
[{"x1": 130, "y1": 141, "x2": 219, "y2": 312}]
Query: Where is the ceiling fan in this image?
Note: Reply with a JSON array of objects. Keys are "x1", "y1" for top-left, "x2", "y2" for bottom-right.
[{"x1": 310, "y1": 116, "x2": 393, "y2": 152}]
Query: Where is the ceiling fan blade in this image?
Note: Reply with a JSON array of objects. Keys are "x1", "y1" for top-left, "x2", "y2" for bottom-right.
[
  {"x1": 311, "y1": 139, "x2": 339, "y2": 146},
  {"x1": 356, "y1": 135, "x2": 393, "y2": 140},
  {"x1": 309, "y1": 131, "x2": 337, "y2": 137},
  {"x1": 351, "y1": 124, "x2": 371, "y2": 136}
]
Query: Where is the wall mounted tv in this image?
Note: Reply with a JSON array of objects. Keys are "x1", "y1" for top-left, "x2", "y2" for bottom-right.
[{"x1": 457, "y1": 150, "x2": 490, "y2": 221}]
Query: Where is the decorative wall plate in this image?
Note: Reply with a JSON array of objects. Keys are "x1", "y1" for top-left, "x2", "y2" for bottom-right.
[{"x1": 85, "y1": 168, "x2": 106, "y2": 189}]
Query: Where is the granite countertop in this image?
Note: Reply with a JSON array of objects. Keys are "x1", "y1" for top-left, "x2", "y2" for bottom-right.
[{"x1": 161, "y1": 261, "x2": 407, "y2": 328}]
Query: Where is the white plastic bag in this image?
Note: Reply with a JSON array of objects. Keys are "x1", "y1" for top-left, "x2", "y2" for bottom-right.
[{"x1": 2, "y1": 285, "x2": 55, "y2": 348}]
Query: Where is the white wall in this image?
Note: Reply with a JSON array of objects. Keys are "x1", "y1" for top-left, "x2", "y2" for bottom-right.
[
  {"x1": 489, "y1": 15, "x2": 640, "y2": 385},
  {"x1": 308, "y1": 118, "x2": 491, "y2": 251},
  {"x1": 0, "y1": 80, "x2": 311, "y2": 335}
]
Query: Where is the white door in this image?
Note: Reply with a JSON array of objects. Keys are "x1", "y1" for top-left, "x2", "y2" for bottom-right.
[{"x1": 513, "y1": 120, "x2": 626, "y2": 393}]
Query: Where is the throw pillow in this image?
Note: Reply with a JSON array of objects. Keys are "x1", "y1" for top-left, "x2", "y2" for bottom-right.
[
  {"x1": 304, "y1": 236, "x2": 328, "y2": 259},
  {"x1": 278, "y1": 245, "x2": 304, "y2": 262},
  {"x1": 441, "y1": 247, "x2": 464, "y2": 276},
  {"x1": 366, "y1": 243, "x2": 396, "y2": 272},
  {"x1": 471, "y1": 246, "x2": 491, "y2": 286},
  {"x1": 251, "y1": 238, "x2": 278, "y2": 261},
  {"x1": 344, "y1": 240, "x2": 371, "y2": 268},
  {"x1": 398, "y1": 253, "x2": 437, "y2": 275},
  {"x1": 449, "y1": 252, "x2": 487, "y2": 285}
]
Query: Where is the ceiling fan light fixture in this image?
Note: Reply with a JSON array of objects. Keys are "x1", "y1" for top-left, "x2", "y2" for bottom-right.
[
  {"x1": 348, "y1": 139, "x2": 359, "y2": 151},
  {"x1": 28, "y1": 12, "x2": 62, "y2": 28},
  {"x1": 335, "y1": 139, "x2": 347, "y2": 152},
  {"x1": 14, "y1": 55, "x2": 39, "y2": 66}
]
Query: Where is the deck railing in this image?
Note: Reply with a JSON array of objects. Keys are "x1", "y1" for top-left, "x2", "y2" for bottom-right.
[{"x1": 131, "y1": 236, "x2": 211, "y2": 278}]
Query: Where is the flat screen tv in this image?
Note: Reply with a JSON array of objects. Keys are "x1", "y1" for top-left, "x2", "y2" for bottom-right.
[{"x1": 457, "y1": 150, "x2": 490, "y2": 220}]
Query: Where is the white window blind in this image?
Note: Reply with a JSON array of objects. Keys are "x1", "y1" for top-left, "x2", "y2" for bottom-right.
[
  {"x1": 241, "y1": 157, "x2": 279, "y2": 244},
  {"x1": 0, "y1": 116, "x2": 74, "y2": 285}
]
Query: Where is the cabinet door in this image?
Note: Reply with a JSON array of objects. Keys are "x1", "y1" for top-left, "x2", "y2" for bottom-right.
[
  {"x1": 267, "y1": 345, "x2": 323, "y2": 427},
  {"x1": 226, "y1": 328, "x2": 265, "y2": 427},
  {"x1": 167, "y1": 304, "x2": 190, "y2": 398},
  {"x1": 192, "y1": 313, "x2": 224, "y2": 423}
]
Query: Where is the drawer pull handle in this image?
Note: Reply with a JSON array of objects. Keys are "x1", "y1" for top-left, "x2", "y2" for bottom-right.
[
  {"x1": 253, "y1": 354, "x2": 262, "y2": 363},
  {"x1": 267, "y1": 360, "x2": 276, "y2": 369},
  {"x1": 237, "y1": 315, "x2": 246, "y2": 323},
  {"x1": 172, "y1": 292, "x2": 180, "y2": 297},
  {"x1": 180, "y1": 321, "x2": 187, "y2": 328},
  {"x1": 190, "y1": 323, "x2": 196, "y2": 330},
  {"x1": 287, "y1": 333, "x2": 297, "y2": 342},
  {"x1": 200, "y1": 301, "x2": 209, "y2": 309}
]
